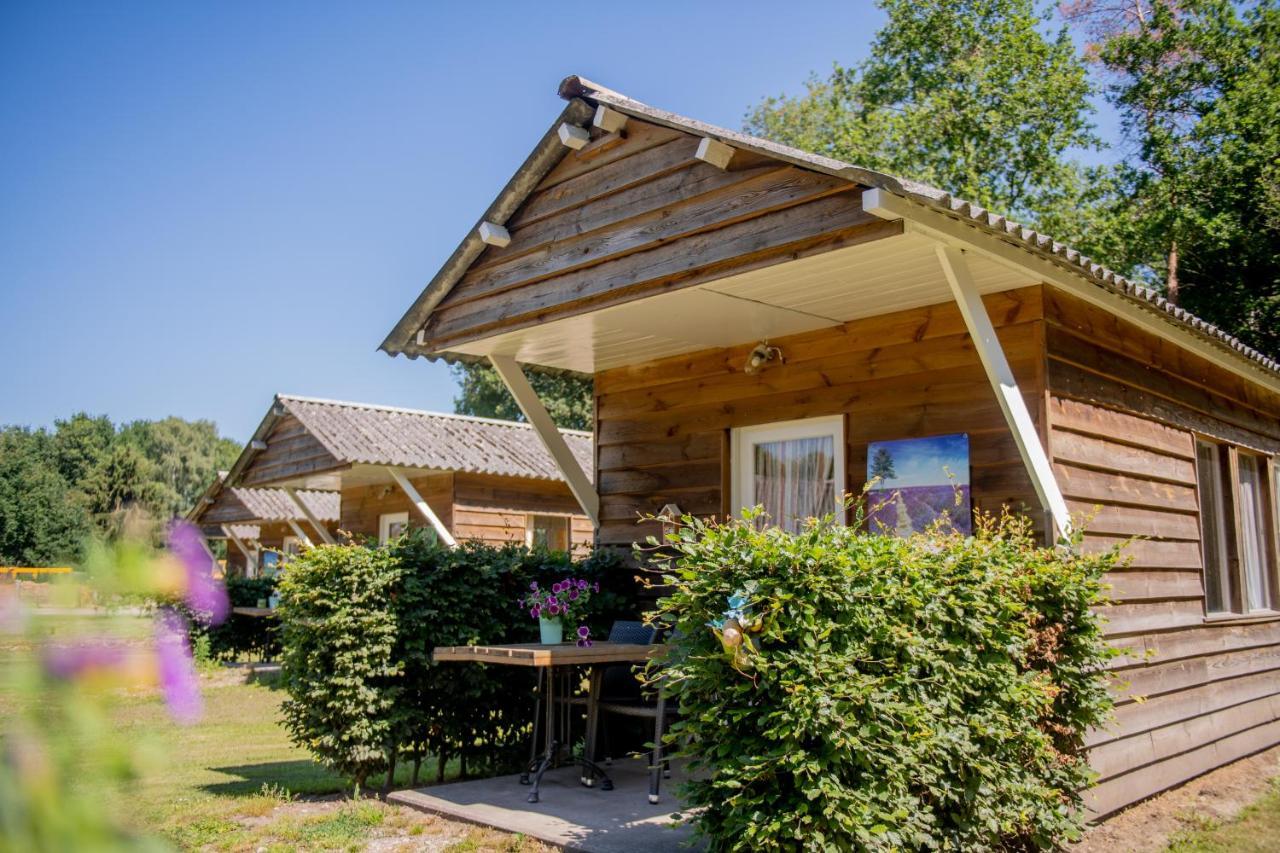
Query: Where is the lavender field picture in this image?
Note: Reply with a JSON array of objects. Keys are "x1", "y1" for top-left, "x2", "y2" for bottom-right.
[{"x1": 866, "y1": 433, "x2": 971, "y2": 536}]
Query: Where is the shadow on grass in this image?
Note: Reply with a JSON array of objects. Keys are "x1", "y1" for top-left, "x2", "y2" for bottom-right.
[{"x1": 202, "y1": 758, "x2": 452, "y2": 798}]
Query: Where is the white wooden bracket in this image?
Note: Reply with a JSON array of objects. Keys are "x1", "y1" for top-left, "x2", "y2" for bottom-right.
[
  {"x1": 488, "y1": 354, "x2": 600, "y2": 527},
  {"x1": 695, "y1": 137, "x2": 734, "y2": 170},
  {"x1": 221, "y1": 524, "x2": 259, "y2": 576},
  {"x1": 285, "y1": 488, "x2": 336, "y2": 545},
  {"x1": 478, "y1": 221, "x2": 511, "y2": 248},
  {"x1": 558, "y1": 123, "x2": 590, "y2": 150},
  {"x1": 933, "y1": 244, "x2": 1072, "y2": 538},
  {"x1": 285, "y1": 518, "x2": 313, "y2": 548},
  {"x1": 385, "y1": 467, "x2": 457, "y2": 547},
  {"x1": 593, "y1": 105, "x2": 627, "y2": 133}
]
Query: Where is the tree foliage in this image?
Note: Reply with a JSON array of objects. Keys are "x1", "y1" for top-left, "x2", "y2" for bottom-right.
[
  {"x1": 746, "y1": 0, "x2": 1098, "y2": 228},
  {"x1": 0, "y1": 414, "x2": 241, "y2": 564},
  {"x1": 451, "y1": 362, "x2": 593, "y2": 431}
]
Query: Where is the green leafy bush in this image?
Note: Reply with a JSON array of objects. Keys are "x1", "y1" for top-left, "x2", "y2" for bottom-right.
[
  {"x1": 648, "y1": 507, "x2": 1117, "y2": 851},
  {"x1": 277, "y1": 543, "x2": 401, "y2": 794}
]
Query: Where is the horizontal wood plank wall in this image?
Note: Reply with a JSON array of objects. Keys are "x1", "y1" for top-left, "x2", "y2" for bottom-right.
[
  {"x1": 452, "y1": 472, "x2": 589, "y2": 552},
  {"x1": 418, "y1": 117, "x2": 900, "y2": 351},
  {"x1": 340, "y1": 473, "x2": 454, "y2": 542},
  {"x1": 238, "y1": 414, "x2": 343, "y2": 487},
  {"x1": 593, "y1": 287, "x2": 1048, "y2": 547},
  {"x1": 1043, "y1": 288, "x2": 1280, "y2": 817}
]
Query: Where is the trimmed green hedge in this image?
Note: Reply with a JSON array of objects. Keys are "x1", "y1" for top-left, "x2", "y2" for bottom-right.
[
  {"x1": 277, "y1": 534, "x2": 638, "y2": 792},
  {"x1": 648, "y1": 508, "x2": 1117, "y2": 851}
]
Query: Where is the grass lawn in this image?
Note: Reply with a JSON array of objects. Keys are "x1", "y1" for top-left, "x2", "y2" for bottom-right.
[
  {"x1": 1167, "y1": 778, "x2": 1280, "y2": 853},
  {"x1": 2, "y1": 612, "x2": 545, "y2": 852}
]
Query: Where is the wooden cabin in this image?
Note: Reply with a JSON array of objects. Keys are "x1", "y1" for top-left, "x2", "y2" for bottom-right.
[
  {"x1": 380, "y1": 76, "x2": 1280, "y2": 816},
  {"x1": 223, "y1": 395, "x2": 592, "y2": 552},
  {"x1": 186, "y1": 472, "x2": 339, "y2": 576}
]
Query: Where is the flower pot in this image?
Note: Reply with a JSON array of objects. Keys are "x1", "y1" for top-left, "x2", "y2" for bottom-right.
[{"x1": 539, "y1": 617, "x2": 564, "y2": 644}]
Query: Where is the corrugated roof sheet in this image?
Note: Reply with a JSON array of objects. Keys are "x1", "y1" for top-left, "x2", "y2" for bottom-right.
[
  {"x1": 229, "y1": 487, "x2": 339, "y2": 522},
  {"x1": 380, "y1": 76, "x2": 1278, "y2": 382},
  {"x1": 278, "y1": 395, "x2": 594, "y2": 482}
]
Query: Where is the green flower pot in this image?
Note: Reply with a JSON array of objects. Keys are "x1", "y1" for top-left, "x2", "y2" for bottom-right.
[{"x1": 539, "y1": 617, "x2": 564, "y2": 644}]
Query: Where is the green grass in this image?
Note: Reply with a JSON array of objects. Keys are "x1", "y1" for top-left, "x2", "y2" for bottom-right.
[
  {"x1": 2, "y1": 612, "x2": 543, "y2": 852},
  {"x1": 1167, "y1": 778, "x2": 1280, "y2": 852}
]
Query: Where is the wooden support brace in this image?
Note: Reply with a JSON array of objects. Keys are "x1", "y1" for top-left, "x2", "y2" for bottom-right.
[
  {"x1": 285, "y1": 518, "x2": 313, "y2": 548},
  {"x1": 933, "y1": 244, "x2": 1072, "y2": 538},
  {"x1": 250, "y1": 440, "x2": 268, "y2": 451},
  {"x1": 488, "y1": 354, "x2": 600, "y2": 526},
  {"x1": 695, "y1": 137, "x2": 734, "y2": 170},
  {"x1": 558, "y1": 122, "x2": 590, "y2": 150},
  {"x1": 285, "y1": 488, "x2": 336, "y2": 545},
  {"x1": 221, "y1": 524, "x2": 258, "y2": 577},
  {"x1": 593, "y1": 105, "x2": 627, "y2": 133},
  {"x1": 385, "y1": 467, "x2": 457, "y2": 547},
  {"x1": 478, "y1": 221, "x2": 511, "y2": 248}
]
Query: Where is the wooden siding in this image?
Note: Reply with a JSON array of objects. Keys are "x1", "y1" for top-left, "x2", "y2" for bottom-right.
[
  {"x1": 238, "y1": 414, "x2": 343, "y2": 487},
  {"x1": 593, "y1": 286, "x2": 1048, "y2": 547},
  {"x1": 418, "y1": 117, "x2": 900, "y2": 351},
  {"x1": 453, "y1": 472, "x2": 592, "y2": 553},
  {"x1": 340, "y1": 473, "x2": 454, "y2": 542},
  {"x1": 1044, "y1": 288, "x2": 1280, "y2": 817}
]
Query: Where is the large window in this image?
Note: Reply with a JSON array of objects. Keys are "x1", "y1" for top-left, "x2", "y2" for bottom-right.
[
  {"x1": 379, "y1": 511, "x2": 410, "y2": 545},
  {"x1": 527, "y1": 515, "x2": 570, "y2": 551},
  {"x1": 1196, "y1": 440, "x2": 1278, "y2": 616},
  {"x1": 731, "y1": 416, "x2": 844, "y2": 533}
]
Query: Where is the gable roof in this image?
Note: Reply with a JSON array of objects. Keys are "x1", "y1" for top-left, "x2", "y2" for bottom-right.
[
  {"x1": 229, "y1": 394, "x2": 593, "y2": 486},
  {"x1": 381, "y1": 75, "x2": 1278, "y2": 382},
  {"x1": 186, "y1": 472, "x2": 339, "y2": 525}
]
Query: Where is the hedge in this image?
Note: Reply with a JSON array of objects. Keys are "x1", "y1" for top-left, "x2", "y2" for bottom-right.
[
  {"x1": 276, "y1": 533, "x2": 638, "y2": 792},
  {"x1": 647, "y1": 507, "x2": 1118, "y2": 851}
]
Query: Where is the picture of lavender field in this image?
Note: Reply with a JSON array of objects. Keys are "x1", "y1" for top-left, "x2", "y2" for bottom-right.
[{"x1": 866, "y1": 433, "x2": 971, "y2": 536}]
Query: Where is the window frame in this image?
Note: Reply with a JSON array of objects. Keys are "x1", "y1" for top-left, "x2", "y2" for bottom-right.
[
  {"x1": 1195, "y1": 438, "x2": 1280, "y2": 619},
  {"x1": 378, "y1": 511, "x2": 410, "y2": 545},
  {"x1": 730, "y1": 415, "x2": 846, "y2": 529}
]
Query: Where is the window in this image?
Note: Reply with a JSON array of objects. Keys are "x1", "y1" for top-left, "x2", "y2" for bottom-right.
[
  {"x1": 281, "y1": 536, "x2": 302, "y2": 561},
  {"x1": 1195, "y1": 440, "x2": 1278, "y2": 616},
  {"x1": 379, "y1": 511, "x2": 410, "y2": 545},
  {"x1": 731, "y1": 416, "x2": 844, "y2": 533},
  {"x1": 527, "y1": 515, "x2": 570, "y2": 551}
]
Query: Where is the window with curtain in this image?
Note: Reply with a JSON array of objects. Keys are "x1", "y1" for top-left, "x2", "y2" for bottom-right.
[
  {"x1": 528, "y1": 515, "x2": 569, "y2": 551},
  {"x1": 1195, "y1": 440, "x2": 1278, "y2": 616},
  {"x1": 732, "y1": 416, "x2": 844, "y2": 533}
]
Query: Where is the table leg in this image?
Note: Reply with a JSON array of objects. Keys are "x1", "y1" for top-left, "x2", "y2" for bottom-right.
[
  {"x1": 527, "y1": 664, "x2": 558, "y2": 804},
  {"x1": 520, "y1": 667, "x2": 544, "y2": 786},
  {"x1": 581, "y1": 665, "x2": 603, "y2": 786}
]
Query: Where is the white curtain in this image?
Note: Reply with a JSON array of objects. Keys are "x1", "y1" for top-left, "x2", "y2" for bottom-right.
[
  {"x1": 752, "y1": 436, "x2": 835, "y2": 533},
  {"x1": 1237, "y1": 455, "x2": 1272, "y2": 611}
]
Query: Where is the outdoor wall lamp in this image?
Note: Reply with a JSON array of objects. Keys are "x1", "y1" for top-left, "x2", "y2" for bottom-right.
[{"x1": 744, "y1": 342, "x2": 783, "y2": 375}]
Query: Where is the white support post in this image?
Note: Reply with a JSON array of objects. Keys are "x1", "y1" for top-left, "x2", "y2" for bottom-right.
[
  {"x1": 285, "y1": 488, "x2": 336, "y2": 545},
  {"x1": 221, "y1": 524, "x2": 259, "y2": 577},
  {"x1": 285, "y1": 518, "x2": 313, "y2": 548},
  {"x1": 934, "y1": 245, "x2": 1072, "y2": 539},
  {"x1": 385, "y1": 467, "x2": 457, "y2": 547},
  {"x1": 488, "y1": 354, "x2": 600, "y2": 526}
]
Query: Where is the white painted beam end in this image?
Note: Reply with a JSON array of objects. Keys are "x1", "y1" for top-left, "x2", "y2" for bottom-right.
[
  {"x1": 558, "y1": 122, "x2": 590, "y2": 150},
  {"x1": 477, "y1": 221, "x2": 511, "y2": 248},
  {"x1": 695, "y1": 137, "x2": 734, "y2": 170}
]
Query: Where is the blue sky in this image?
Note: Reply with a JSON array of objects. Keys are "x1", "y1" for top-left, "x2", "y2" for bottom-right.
[{"x1": 0, "y1": 1, "x2": 1114, "y2": 441}]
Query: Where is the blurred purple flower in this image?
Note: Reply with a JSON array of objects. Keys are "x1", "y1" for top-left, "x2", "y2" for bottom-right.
[
  {"x1": 577, "y1": 625, "x2": 590, "y2": 638},
  {"x1": 547, "y1": 595, "x2": 558, "y2": 606},
  {"x1": 154, "y1": 609, "x2": 202, "y2": 724},
  {"x1": 529, "y1": 581, "x2": 538, "y2": 590},
  {"x1": 530, "y1": 606, "x2": 541, "y2": 619},
  {"x1": 167, "y1": 521, "x2": 229, "y2": 625},
  {"x1": 547, "y1": 604, "x2": 561, "y2": 616},
  {"x1": 593, "y1": 582, "x2": 600, "y2": 593},
  {"x1": 568, "y1": 589, "x2": 579, "y2": 601},
  {"x1": 552, "y1": 582, "x2": 563, "y2": 594},
  {"x1": 42, "y1": 641, "x2": 130, "y2": 680},
  {"x1": 577, "y1": 579, "x2": 588, "y2": 590}
]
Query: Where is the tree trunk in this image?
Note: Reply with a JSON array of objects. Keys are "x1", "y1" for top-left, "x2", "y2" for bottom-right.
[
  {"x1": 1166, "y1": 239, "x2": 1180, "y2": 305},
  {"x1": 383, "y1": 749, "x2": 398, "y2": 795},
  {"x1": 436, "y1": 748, "x2": 447, "y2": 784},
  {"x1": 411, "y1": 751, "x2": 423, "y2": 787}
]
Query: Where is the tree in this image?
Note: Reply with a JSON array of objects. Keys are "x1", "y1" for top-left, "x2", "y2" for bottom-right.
[
  {"x1": 0, "y1": 428, "x2": 91, "y2": 565},
  {"x1": 870, "y1": 447, "x2": 898, "y2": 481},
  {"x1": 451, "y1": 362, "x2": 593, "y2": 431},
  {"x1": 746, "y1": 0, "x2": 1098, "y2": 228},
  {"x1": 1062, "y1": 0, "x2": 1280, "y2": 353},
  {"x1": 117, "y1": 417, "x2": 241, "y2": 518}
]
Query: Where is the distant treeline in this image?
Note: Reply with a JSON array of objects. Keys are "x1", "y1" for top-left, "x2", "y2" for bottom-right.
[{"x1": 0, "y1": 414, "x2": 241, "y2": 566}]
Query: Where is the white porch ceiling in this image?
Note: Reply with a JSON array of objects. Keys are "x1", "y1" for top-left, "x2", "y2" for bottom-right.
[{"x1": 449, "y1": 232, "x2": 1036, "y2": 373}]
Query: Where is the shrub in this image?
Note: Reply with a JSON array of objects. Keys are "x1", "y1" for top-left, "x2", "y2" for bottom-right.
[
  {"x1": 206, "y1": 577, "x2": 280, "y2": 660},
  {"x1": 276, "y1": 543, "x2": 401, "y2": 794},
  {"x1": 647, "y1": 507, "x2": 1117, "y2": 851}
]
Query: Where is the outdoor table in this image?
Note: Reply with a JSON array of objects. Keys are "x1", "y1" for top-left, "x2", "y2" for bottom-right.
[
  {"x1": 432, "y1": 641, "x2": 656, "y2": 803},
  {"x1": 230, "y1": 606, "x2": 275, "y2": 618}
]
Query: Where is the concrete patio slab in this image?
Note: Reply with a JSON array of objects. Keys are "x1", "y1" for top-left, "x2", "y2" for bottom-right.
[{"x1": 388, "y1": 758, "x2": 702, "y2": 853}]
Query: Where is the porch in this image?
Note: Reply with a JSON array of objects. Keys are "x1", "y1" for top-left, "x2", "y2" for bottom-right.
[{"x1": 388, "y1": 757, "x2": 700, "y2": 853}]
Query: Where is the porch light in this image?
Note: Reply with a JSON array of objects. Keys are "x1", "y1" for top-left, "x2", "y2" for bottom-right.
[{"x1": 744, "y1": 342, "x2": 782, "y2": 375}]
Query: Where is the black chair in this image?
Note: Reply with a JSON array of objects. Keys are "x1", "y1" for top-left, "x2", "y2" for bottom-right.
[{"x1": 585, "y1": 621, "x2": 678, "y2": 804}]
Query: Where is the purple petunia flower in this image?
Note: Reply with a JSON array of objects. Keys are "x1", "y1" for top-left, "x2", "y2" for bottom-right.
[
  {"x1": 577, "y1": 579, "x2": 588, "y2": 590},
  {"x1": 530, "y1": 581, "x2": 538, "y2": 590},
  {"x1": 154, "y1": 609, "x2": 202, "y2": 725},
  {"x1": 167, "y1": 521, "x2": 229, "y2": 625},
  {"x1": 569, "y1": 589, "x2": 579, "y2": 601},
  {"x1": 547, "y1": 604, "x2": 561, "y2": 616},
  {"x1": 547, "y1": 595, "x2": 557, "y2": 606},
  {"x1": 577, "y1": 625, "x2": 590, "y2": 638},
  {"x1": 531, "y1": 606, "x2": 541, "y2": 619}
]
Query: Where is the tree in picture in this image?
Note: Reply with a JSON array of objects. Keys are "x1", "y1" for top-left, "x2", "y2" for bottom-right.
[{"x1": 866, "y1": 434, "x2": 971, "y2": 536}]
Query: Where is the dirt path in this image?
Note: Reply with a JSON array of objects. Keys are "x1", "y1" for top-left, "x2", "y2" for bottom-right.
[{"x1": 1076, "y1": 744, "x2": 1280, "y2": 852}]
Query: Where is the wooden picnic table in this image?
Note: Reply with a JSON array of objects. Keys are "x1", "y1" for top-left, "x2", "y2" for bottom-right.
[
  {"x1": 231, "y1": 606, "x2": 276, "y2": 618},
  {"x1": 434, "y1": 641, "x2": 658, "y2": 803}
]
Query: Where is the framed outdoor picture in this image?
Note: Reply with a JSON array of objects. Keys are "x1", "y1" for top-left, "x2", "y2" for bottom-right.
[{"x1": 866, "y1": 433, "x2": 971, "y2": 536}]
